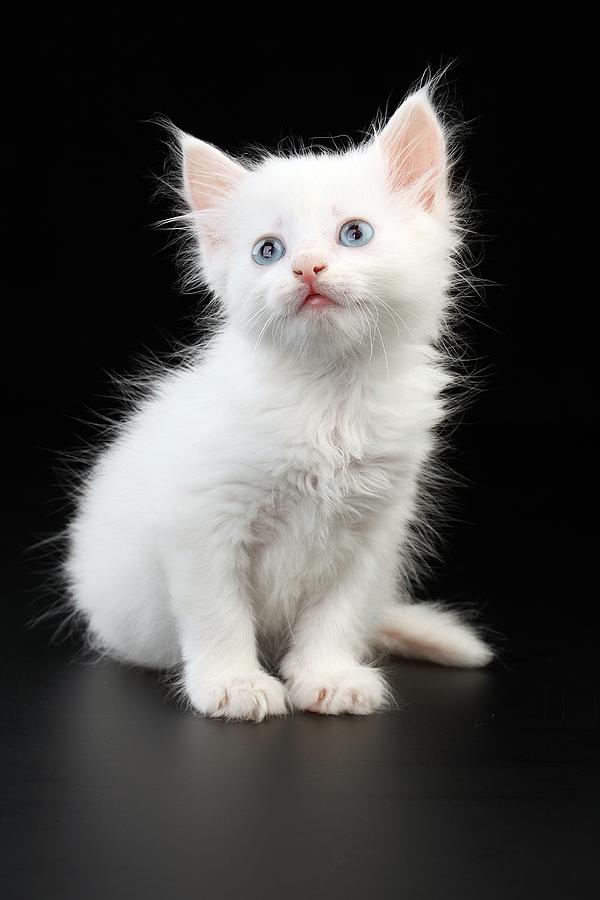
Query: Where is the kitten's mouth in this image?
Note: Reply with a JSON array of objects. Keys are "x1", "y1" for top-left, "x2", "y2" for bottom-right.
[{"x1": 299, "y1": 292, "x2": 337, "y2": 311}]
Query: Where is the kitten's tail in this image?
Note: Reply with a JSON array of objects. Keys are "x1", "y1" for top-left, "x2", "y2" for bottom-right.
[{"x1": 373, "y1": 602, "x2": 494, "y2": 668}]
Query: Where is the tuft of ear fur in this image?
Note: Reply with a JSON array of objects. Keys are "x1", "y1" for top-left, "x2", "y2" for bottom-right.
[
  {"x1": 181, "y1": 134, "x2": 246, "y2": 213},
  {"x1": 378, "y1": 89, "x2": 447, "y2": 214}
]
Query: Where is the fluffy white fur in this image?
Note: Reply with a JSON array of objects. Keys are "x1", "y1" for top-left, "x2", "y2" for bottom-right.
[{"x1": 66, "y1": 82, "x2": 493, "y2": 721}]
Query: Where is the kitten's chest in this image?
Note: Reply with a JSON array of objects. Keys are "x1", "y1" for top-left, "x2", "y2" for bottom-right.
[
  {"x1": 248, "y1": 427, "x2": 404, "y2": 621},
  {"x1": 289, "y1": 386, "x2": 410, "y2": 491},
  {"x1": 246, "y1": 381, "x2": 427, "y2": 622},
  {"x1": 252, "y1": 393, "x2": 410, "y2": 553}
]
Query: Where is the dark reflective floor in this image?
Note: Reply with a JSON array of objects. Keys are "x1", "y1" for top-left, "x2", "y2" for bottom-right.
[{"x1": 3, "y1": 595, "x2": 599, "y2": 900}]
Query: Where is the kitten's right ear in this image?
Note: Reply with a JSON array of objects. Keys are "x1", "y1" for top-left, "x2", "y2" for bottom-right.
[{"x1": 180, "y1": 133, "x2": 246, "y2": 213}]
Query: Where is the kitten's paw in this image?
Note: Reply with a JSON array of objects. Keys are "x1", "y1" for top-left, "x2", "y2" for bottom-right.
[
  {"x1": 186, "y1": 671, "x2": 290, "y2": 722},
  {"x1": 287, "y1": 667, "x2": 391, "y2": 716}
]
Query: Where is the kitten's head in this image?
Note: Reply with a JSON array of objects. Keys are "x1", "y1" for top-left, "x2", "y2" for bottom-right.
[{"x1": 176, "y1": 87, "x2": 461, "y2": 364}]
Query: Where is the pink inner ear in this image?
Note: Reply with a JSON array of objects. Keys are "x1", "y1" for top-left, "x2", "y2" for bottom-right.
[
  {"x1": 380, "y1": 96, "x2": 446, "y2": 212},
  {"x1": 182, "y1": 136, "x2": 245, "y2": 214}
]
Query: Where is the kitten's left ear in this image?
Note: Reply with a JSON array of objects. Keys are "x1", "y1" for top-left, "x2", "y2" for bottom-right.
[{"x1": 377, "y1": 91, "x2": 448, "y2": 214}]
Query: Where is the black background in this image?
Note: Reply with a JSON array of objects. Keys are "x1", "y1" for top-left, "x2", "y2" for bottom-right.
[{"x1": 3, "y1": 20, "x2": 598, "y2": 900}]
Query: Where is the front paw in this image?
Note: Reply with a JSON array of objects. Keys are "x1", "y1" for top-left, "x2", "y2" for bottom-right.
[
  {"x1": 185, "y1": 671, "x2": 290, "y2": 722},
  {"x1": 287, "y1": 667, "x2": 391, "y2": 716}
]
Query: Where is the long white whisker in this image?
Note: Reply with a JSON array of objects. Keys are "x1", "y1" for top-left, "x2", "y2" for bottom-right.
[{"x1": 251, "y1": 312, "x2": 277, "y2": 372}]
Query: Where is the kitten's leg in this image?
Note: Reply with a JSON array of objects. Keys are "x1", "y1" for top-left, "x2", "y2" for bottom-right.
[
  {"x1": 163, "y1": 529, "x2": 288, "y2": 721},
  {"x1": 281, "y1": 545, "x2": 394, "y2": 716},
  {"x1": 373, "y1": 602, "x2": 493, "y2": 668}
]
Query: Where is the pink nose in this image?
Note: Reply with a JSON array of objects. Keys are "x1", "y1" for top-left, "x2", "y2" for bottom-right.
[{"x1": 293, "y1": 258, "x2": 327, "y2": 285}]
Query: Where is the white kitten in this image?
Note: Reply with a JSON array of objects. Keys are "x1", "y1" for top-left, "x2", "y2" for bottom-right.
[{"x1": 66, "y1": 82, "x2": 493, "y2": 721}]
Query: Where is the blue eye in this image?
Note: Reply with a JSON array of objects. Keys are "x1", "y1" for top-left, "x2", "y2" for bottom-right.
[
  {"x1": 339, "y1": 219, "x2": 374, "y2": 248},
  {"x1": 252, "y1": 236, "x2": 286, "y2": 266}
]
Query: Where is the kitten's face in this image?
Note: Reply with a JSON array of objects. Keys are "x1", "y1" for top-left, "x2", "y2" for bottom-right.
[{"x1": 182, "y1": 91, "x2": 456, "y2": 362}]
